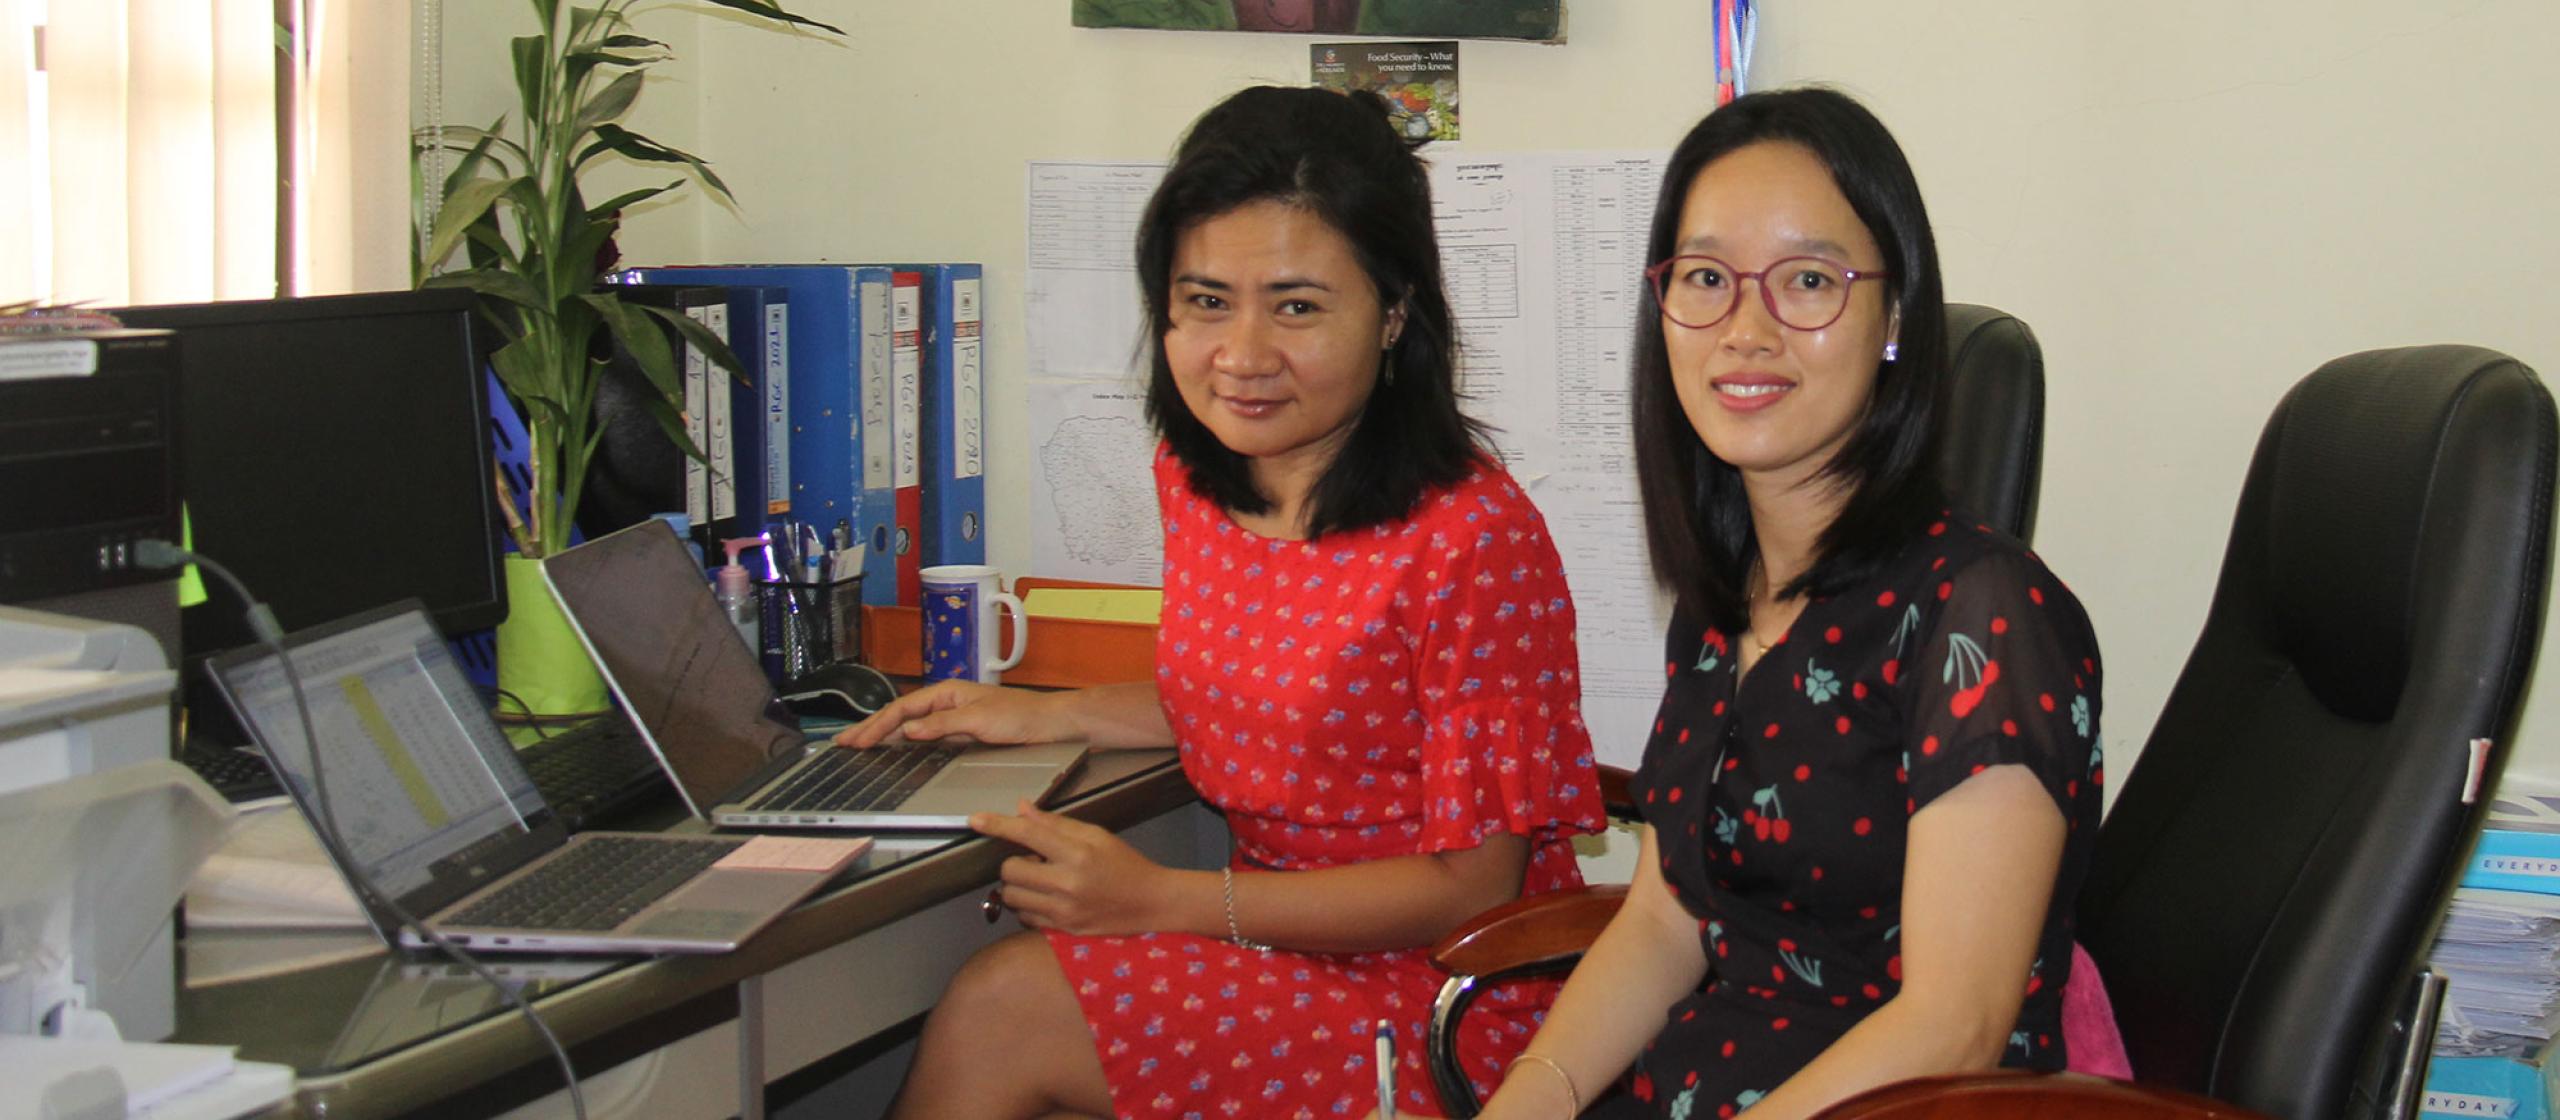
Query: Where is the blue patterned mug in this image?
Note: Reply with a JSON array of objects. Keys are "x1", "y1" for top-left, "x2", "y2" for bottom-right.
[{"x1": 920, "y1": 565, "x2": 1028, "y2": 683}]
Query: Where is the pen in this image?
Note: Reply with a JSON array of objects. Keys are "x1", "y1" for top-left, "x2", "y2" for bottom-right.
[
  {"x1": 1375, "y1": 1019, "x2": 1397, "y2": 1120},
  {"x1": 801, "y1": 522, "x2": 826, "y2": 583}
]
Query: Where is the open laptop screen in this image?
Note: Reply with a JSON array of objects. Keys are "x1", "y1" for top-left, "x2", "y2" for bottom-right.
[
  {"x1": 540, "y1": 521, "x2": 805, "y2": 817},
  {"x1": 209, "y1": 604, "x2": 546, "y2": 899}
]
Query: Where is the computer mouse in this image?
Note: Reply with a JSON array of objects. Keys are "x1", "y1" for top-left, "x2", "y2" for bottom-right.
[{"x1": 778, "y1": 660, "x2": 899, "y2": 720}]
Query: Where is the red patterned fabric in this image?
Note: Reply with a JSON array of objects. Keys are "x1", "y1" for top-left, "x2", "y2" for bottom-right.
[{"x1": 1047, "y1": 448, "x2": 1606, "y2": 1119}]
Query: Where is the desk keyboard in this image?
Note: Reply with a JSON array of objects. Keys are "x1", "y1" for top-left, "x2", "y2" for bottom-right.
[
  {"x1": 447, "y1": 835, "x2": 742, "y2": 932},
  {"x1": 517, "y1": 718, "x2": 666, "y2": 830}
]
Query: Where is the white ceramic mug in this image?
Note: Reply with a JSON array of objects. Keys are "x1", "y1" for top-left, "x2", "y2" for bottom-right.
[{"x1": 920, "y1": 565, "x2": 1028, "y2": 684}]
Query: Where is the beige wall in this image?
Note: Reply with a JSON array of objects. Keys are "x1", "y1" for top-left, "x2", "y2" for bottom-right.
[{"x1": 423, "y1": 0, "x2": 2560, "y2": 792}]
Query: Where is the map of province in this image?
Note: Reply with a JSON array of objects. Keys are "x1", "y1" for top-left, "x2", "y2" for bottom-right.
[{"x1": 1038, "y1": 414, "x2": 1163, "y2": 578}]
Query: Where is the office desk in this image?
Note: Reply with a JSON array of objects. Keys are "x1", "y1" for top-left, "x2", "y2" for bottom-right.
[{"x1": 171, "y1": 749, "x2": 1213, "y2": 1119}]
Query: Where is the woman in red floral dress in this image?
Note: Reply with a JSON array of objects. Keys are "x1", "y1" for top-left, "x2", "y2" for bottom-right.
[{"x1": 837, "y1": 85, "x2": 1604, "y2": 1119}]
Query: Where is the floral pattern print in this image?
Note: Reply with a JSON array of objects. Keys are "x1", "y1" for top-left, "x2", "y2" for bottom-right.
[
  {"x1": 1045, "y1": 448, "x2": 1607, "y2": 1120},
  {"x1": 1612, "y1": 515, "x2": 2105, "y2": 1117}
]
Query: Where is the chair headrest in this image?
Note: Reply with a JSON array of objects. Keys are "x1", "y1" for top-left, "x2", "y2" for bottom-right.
[
  {"x1": 2250, "y1": 345, "x2": 2553, "y2": 719},
  {"x1": 1940, "y1": 303, "x2": 2045, "y2": 541}
]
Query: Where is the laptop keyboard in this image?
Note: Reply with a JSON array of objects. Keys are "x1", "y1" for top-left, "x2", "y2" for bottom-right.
[
  {"x1": 748, "y1": 745, "x2": 962, "y2": 813},
  {"x1": 447, "y1": 835, "x2": 743, "y2": 932},
  {"x1": 518, "y1": 718, "x2": 666, "y2": 829}
]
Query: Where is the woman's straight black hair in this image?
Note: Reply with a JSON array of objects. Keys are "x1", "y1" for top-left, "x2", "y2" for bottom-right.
[
  {"x1": 1632, "y1": 86, "x2": 1950, "y2": 633},
  {"x1": 1137, "y1": 85, "x2": 1485, "y2": 538}
]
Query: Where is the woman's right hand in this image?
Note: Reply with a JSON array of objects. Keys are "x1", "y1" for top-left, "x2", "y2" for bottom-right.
[{"x1": 832, "y1": 680, "x2": 1071, "y2": 749}]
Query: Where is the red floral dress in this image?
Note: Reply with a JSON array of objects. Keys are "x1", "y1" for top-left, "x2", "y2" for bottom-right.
[
  {"x1": 1046, "y1": 448, "x2": 1606, "y2": 1119},
  {"x1": 1608, "y1": 516, "x2": 2104, "y2": 1119}
]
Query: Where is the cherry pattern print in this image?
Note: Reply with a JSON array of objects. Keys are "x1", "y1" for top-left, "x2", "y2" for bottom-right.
[
  {"x1": 1045, "y1": 448, "x2": 1606, "y2": 1120},
  {"x1": 1619, "y1": 516, "x2": 2105, "y2": 1117}
]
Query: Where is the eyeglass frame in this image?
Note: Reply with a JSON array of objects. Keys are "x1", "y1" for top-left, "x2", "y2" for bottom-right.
[{"x1": 1642, "y1": 254, "x2": 1893, "y2": 332}]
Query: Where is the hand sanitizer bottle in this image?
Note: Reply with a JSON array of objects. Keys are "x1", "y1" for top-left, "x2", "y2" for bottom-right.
[{"x1": 714, "y1": 538, "x2": 762, "y2": 655}]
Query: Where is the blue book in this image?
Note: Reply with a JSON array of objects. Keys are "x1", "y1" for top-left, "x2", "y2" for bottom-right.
[
  {"x1": 2461, "y1": 791, "x2": 2560, "y2": 895},
  {"x1": 621, "y1": 265, "x2": 889, "y2": 597},
  {"x1": 898, "y1": 263, "x2": 986, "y2": 569},
  {"x1": 2425, "y1": 1040, "x2": 2558, "y2": 1120}
]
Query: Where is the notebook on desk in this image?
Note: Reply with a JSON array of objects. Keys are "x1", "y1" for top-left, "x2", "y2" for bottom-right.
[
  {"x1": 540, "y1": 520, "x2": 1086, "y2": 830},
  {"x1": 205, "y1": 604, "x2": 866, "y2": 955}
]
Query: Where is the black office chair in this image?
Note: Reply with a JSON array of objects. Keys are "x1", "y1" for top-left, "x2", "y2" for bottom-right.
[
  {"x1": 1940, "y1": 302, "x2": 2046, "y2": 544},
  {"x1": 1424, "y1": 302, "x2": 2051, "y2": 1114},
  {"x1": 1456, "y1": 345, "x2": 2559, "y2": 1120}
]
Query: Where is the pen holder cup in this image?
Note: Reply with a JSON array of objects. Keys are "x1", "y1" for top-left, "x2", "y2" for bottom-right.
[{"x1": 756, "y1": 573, "x2": 864, "y2": 682}]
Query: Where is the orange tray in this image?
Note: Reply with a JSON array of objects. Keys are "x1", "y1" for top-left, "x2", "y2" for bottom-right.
[{"x1": 861, "y1": 577, "x2": 1157, "y2": 688}]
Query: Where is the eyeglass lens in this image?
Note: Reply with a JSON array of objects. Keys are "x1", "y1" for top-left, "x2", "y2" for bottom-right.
[{"x1": 1653, "y1": 256, "x2": 1858, "y2": 331}]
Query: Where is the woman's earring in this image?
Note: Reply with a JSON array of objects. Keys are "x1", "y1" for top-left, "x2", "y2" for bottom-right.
[{"x1": 1882, "y1": 341, "x2": 1900, "y2": 362}]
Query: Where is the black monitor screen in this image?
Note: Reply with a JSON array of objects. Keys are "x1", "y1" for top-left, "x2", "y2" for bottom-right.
[{"x1": 118, "y1": 290, "x2": 506, "y2": 657}]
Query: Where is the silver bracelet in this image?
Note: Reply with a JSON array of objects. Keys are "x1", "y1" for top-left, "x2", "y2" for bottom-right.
[
  {"x1": 1509, "y1": 1053, "x2": 1580, "y2": 1118},
  {"x1": 1221, "y1": 865, "x2": 1272, "y2": 951}
]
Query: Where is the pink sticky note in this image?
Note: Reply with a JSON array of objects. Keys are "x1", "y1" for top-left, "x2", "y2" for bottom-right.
[{"x1": 714, "y1": 835, "x2": 872, "y2": 873}]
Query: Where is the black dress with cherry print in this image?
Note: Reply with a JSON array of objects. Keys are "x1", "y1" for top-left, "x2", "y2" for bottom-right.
[{"x1": 1603, "y1": 515, "x2": 2104, "y2": 1119}]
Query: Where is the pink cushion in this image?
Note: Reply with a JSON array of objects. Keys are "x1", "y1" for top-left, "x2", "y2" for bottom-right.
[{"x1": 2062, "y1": 941, "x2": 2134, "y2": 1078}]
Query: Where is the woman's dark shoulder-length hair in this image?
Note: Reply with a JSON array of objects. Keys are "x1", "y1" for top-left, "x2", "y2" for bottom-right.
[
  {"x1": 1136, "y1": 84, "x2": 1485, "y2": 538},
  {"x1": 1632, "y1": 85, "x2": 1950, "y2": 632}
]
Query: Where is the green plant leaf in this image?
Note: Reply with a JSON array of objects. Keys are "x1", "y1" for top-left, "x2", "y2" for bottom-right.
[
  {"x1": 582, "y1": 294, "x2": 682, "y2": 400},
  {"x1": 424, "y1": 175, "x2": 522, "y2": 272},
  {"x1": 585, "y1": 180, "x2": 679, "y2": 220},
  {"x1": 424, "y1": 268, "x2": 548, "y2": 312},
  {"x1": 488, "y1": 332, "x2": 560, "y2": 418},
  {"x1": 462, "y1": 223, "x2": 519, "y2": 272},
  {"x1": 597, "y1": 34, "x2": 662, "y2": 49},
  {"x1": 574, "y1": 71, "x2": 644, "y2": 133},
  {"x1": 695, "y1": 0, "x2": 845, "y2": 35},
  {"x1": 579, "y1": 124, "x2": 732, "y2": 201},
  {"x1": 637, "y1": 302, "x2": 749, "y2": 388},
  {"x1": 510, "y1": 36, "x2": 548, "y2": 131}
]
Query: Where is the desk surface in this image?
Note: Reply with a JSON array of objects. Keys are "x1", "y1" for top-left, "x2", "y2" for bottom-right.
[{"x1": 171, "y1": 748, "x2": 1193, "y2": 1119}]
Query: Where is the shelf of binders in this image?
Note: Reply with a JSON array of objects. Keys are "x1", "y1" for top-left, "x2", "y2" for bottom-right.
[{"x1": 861, "y1": 577, "x2": 1157, "y2": 688}]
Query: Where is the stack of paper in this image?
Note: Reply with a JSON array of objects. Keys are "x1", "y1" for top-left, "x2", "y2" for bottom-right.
[{"x1": 2432, "y1": 888, "x2": 2560, "y2": 1054}]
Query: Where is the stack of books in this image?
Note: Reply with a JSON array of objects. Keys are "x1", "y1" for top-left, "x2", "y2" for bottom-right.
[{"x1": 2426, "y1": 787, "x2": 2560, "y2": 1120}]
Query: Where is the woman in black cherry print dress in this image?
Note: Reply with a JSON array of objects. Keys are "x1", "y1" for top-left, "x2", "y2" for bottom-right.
[{"x1": 1465, "y1": 88, "x2": 2105, "y2": 1120}]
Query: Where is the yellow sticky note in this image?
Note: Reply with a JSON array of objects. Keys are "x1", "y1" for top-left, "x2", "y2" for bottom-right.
[{"x1": 1021, "y1": 588, "x2": 1163, "y2": 624}]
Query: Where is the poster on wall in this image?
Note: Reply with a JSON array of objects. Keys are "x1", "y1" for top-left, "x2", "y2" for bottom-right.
[
  {"x1": 1312, "y1": 41, "x2": 1460, "y2": 141},
  {"x1": 1073, "y1": 0, "x2": 1563, "y2": 41}
]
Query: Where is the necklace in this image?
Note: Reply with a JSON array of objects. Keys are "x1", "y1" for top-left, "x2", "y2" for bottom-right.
[{"x1": 1741, "y1": 569, "x2": 1777, "y2": 660}]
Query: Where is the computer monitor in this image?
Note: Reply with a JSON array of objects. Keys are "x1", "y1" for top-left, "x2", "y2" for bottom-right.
[{"x1": 116, "y1": 289, "x2": 506, "y2": 662}]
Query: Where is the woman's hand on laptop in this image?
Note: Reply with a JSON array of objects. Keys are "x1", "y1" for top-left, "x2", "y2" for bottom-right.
[{"x1": 832, "y1": 680, "x2": 1065, "y2": 748}]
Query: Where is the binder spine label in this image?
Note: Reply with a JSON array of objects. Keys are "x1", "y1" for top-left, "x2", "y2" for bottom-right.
[
  {"x1": 892, "y1": 284, "x2": 922, "y2": 489},
  {"x1": 766, "y1": 304, "x2": 791, "y2": 516},
  {"x1": 683, "y1": 305, "x2": 712, "y2": 525},
  {"x1": 953, "y1": 278, "x2": 984, "y2": 481},
  {"x1": 705, "y1": 303, "x2": 735, "y2": 523},
  {"x1": 860, "y1": 281, "x2": 893, "y2": 492}
]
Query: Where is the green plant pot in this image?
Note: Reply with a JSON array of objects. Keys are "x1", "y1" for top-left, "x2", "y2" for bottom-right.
[{"x1": 495, "y1": 554, "x2": 609, "y2": 717}]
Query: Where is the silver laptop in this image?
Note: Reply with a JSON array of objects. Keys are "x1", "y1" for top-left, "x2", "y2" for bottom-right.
[
  {"x1": 207, "y1": 604, "x2": 865, "y2": 955},
  {"x1": 540, "y1": 521, "x2": 1086, "y2": 830}
]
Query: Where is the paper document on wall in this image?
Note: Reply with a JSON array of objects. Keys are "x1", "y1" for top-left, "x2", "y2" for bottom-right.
[
  {"x1": 1022, "y1": 151, "x2": 1674, "y2": 767},
  {"x1": 1025, "y1": 162, "x2": 1160, "y2": 380},
  {"x1": 1027, "y1": 378, "x2": 1163, "y2": 586}
]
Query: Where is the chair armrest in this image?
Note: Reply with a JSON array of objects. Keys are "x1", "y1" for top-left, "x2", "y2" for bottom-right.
[
  {"x1": 1430, "y1": 884, "x2": 1628, "y2": 978},
  {"x1": 1810, "y1": 1071, "x2": 2279, "y2": 1119}
]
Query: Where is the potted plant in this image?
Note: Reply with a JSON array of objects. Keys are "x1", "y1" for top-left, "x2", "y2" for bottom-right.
[{"x1": 417, "y1": 0, "x2": 840, "y2": 713}]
